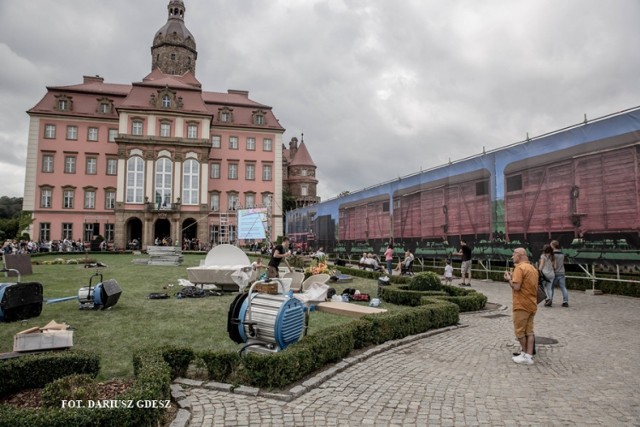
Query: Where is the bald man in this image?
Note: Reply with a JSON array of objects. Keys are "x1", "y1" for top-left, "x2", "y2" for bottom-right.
[{"x1": 503, "y1": 247, "x2": 539, "y2": 365}]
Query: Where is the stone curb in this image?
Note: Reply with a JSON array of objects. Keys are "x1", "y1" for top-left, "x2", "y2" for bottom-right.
[{"x1": 170, "y1": 303, "x2": 504, "y2": 424}]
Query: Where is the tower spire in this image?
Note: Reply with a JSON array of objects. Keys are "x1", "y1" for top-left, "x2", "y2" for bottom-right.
[{"x1": 151, "y1": 0, "x2": 197, "y2": 75}]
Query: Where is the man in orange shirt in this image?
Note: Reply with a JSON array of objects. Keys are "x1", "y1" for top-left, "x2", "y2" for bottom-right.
[{"x1": 503, "y1": 247, "x2": 539, "y2": 365}]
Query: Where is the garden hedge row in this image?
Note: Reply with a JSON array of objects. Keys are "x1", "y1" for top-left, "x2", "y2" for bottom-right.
[{"x1": 0, "y1": 349, "x2": 172, "y2": 427}]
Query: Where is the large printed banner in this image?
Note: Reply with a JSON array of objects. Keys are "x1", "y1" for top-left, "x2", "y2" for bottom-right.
[{"x1": 237, "y1": 208, "x2": 268, "y2": 240}]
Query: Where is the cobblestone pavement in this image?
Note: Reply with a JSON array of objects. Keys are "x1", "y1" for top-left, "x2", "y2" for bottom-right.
[{"x1": 174, "y1": 280, "x2": 640, "y2": 426}]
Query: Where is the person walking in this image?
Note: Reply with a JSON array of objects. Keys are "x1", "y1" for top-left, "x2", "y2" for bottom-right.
[
  {"x1": 504, "y1": 247, "x2": 539, "y2": 365},
  {"x1": 539, "y1": 244, "x2": 556, "y2": 307},
  {"x1": 384, "y1": 243, "x2": 394, "y2": 276},
  {"x1": 550, "y1": 240, "x2": 569, "y2": 307}
]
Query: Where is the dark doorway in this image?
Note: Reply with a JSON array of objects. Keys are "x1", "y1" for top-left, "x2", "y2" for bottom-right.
[
  {"x1": 127, "y1": 217, "x2": 143, "y2": 249},
  {"x1": 154, "y1": 218, "x2": 171, "y2": 244},
  {"x1": 182, "y1": 218, "x2": 197, "y2": 240}
]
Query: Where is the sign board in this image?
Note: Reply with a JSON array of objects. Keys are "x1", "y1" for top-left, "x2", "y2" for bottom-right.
[{"x1": 237, "y1": 208, "x2": 268, "y2": 240}]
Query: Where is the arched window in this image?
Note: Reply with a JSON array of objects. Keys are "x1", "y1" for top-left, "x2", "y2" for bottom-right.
[
  {"x1": 126, "y1": 156, "x2": 145, "y2": 203},
  {"x1": 155, "y1": 158, "x2": 173, "y2": 209},
  {"x1": 182, "y1": 159, "x2": 199, "y2": 205}
]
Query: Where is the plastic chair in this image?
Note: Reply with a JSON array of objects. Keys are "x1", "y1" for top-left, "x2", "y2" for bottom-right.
[
  {"x1": 301, "y1": 273, "x2": 331, "y2": 292},
  {"x1": 282, "y1": 271, "x2": 305, "y2": 292}
]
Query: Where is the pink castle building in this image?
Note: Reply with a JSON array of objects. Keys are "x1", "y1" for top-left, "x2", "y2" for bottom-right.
[{"x1": 22, "y1": 0, "x2": 286, "y2": 250}]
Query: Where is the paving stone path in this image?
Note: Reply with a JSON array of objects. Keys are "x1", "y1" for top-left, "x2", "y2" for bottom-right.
[{"x1": 172, "y1": 279, "x2": 640, "y2": 426}]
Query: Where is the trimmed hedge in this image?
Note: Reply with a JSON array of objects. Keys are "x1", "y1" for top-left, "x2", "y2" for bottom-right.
[
  {"x1": 0, "y1": 349, "x2": 172, "y2": 427},
  {"x1": 380, "y1": 282, "x2": 487, "y2": 312},
  {"x1": 198, "y1": 299, "x2": 460, "y2": 389},
  {"x1": 0, "y1": 350, "x2": 100, "y2": 396}
]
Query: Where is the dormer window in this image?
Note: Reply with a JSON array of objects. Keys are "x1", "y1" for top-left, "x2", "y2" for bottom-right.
[
  {"x1": 96, "y1": 97, "x2": 113, "y2": 114},
  {"x1": 252, "y1": 110, "x2": 266, "y2": 125},
  {"x1": 218, "y1": 107, "x2": 233, "y2": 123},
  {"x1": 54, "y1": 95, "x2": 73, "y2": 112},
  {"x1": 162, "y1": 95, "x2": 171, "y2": 108}
]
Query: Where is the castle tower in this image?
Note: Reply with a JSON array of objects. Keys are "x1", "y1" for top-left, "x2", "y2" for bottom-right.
[{"x1": 151, "y1": 0, "x2": 197, "y2": 75}]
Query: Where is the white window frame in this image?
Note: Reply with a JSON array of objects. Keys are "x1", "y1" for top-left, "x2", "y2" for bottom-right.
[
  {"x1": 211, "y1": 135, "x2": 221, "y2": 148},
  {"x1": 155, "y1": 158, "x2": 173, "y2": 209},
  {"x1": 87, "y1": 127, "x2": 99, "y2": 141},
  {"x1": 245, "y1": 193, "x2": 255, "y2": 208},
  {"x1": 210, "y1": 192, "x2": 220, "y2": 211},
  {"x1": 40, "y1": 188, "x2": 52, "y2": 208},
  {"x1": 228, "y1": 163, "x2": 238, "y2": 180},
  {"x1": 229, "y1": 136, "x2": 238, "y2": 150},
  {"x1": 86, "y1": 157, "x2": 97, "y2": 175},
  {"x1": 160, "y1": 122, "x2": 171, "y2": 137},
  {"x1": 182, "y1": 158, "x2": 200, "y2": 205},
  {"x1": 246, "y1": 137, "x2": 256, "y2": 150},
  {"x1": 262, "y1": 164, "x2": 272, "y2": 181},
  {"x1": 126, "y1": 156, "x2": 145, "y2": 203},
  {"x1": 84, "y1": 190, "x2": 96, "y2": 209},
  {"x1": 42, "y1": 155, "x2": 54, "y2": 173},
  {"x1": 105, "y1": 190, "x2": 116, "y2": 209},
  {"x1": 64, "y1": 156, "x2": 76, "y2": 174},
  {"x1": 108, "y1": 128, "x2": 118, "y2": 142},
  {"x1": 187, "y1": 124, "x2": 198, "y2": 139},
  {"x1": 44, "y1": 124, "x2": 56, "y2": 139},
  {"x1": 210, "y1": 162, "x2": 221, "y2": 179},
  {"x1": 106, "y1": 158, "x2": 117, "y2": 175},
  {"x1": 132, "y1": 120, "x2": 143, "y2": 136},
  {"x1": 245, "y1": 163, "x2": 255, "y2": 180},
  {"x1": 63, "y1": 190, "x2": 75, "y2": 209},
  {"x1": 263, "y1": 138, "x2": 272, "y2": 151},
  {"x1": 66, "y1": 125, "x2": 78, "y2": 140}
]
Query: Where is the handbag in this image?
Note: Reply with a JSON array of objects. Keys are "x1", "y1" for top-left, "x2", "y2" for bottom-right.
[{"x1": 537, "y1": 276, "x2": 547, "y2": 304}]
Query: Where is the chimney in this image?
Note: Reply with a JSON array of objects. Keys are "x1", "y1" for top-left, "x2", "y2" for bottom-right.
[
  {"x1": 83, "y1": 75, "x2": 104, "y2": 84},
  {"x1": 289, "y1": 137, "x2": 298, "y2": 159}
]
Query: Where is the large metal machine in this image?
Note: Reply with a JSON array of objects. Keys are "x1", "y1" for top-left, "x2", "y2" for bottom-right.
[
  {"x1": 47, "y1": 272, "x2": 122, "y2": 310},
  {"x1": 227, "y1": 279, "x2": 306, "y2": 354}
]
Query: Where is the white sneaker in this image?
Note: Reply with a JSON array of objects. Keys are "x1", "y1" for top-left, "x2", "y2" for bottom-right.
[{"x1": 512, "y1": 353, "x2": 534, "y2": 365}]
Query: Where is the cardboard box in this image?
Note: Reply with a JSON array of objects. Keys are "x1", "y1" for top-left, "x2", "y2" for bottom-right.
[
  {"x1": 13, "y1": 322, "x2": 74, "y2": 352},
  {"x1": 316, "y1": 301, "x2": 387, "y2": 318}
]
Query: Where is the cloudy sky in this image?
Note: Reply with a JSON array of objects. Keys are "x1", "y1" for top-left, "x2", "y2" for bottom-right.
[{"x1": 1, "y1": 0, "x2": 639, "y2": 202}]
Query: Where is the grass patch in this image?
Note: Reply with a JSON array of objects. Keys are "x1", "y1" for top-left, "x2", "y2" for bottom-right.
[{"x1": 0, "y1": 254, "x2": 403, "y2": 380}]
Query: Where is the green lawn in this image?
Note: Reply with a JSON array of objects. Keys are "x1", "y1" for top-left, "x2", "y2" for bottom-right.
[{"x1": 0, "y1": 253, "x2": 395, "y2": 379}]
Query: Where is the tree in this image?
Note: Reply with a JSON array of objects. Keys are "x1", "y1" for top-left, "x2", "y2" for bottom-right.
[{"x1": 0, "y1": 197, "x2": 23, "y2": 219}]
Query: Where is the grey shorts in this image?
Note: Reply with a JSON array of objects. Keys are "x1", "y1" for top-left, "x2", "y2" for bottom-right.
[{"x1": 461, "y1": 260, "x2": 472, "y2": 275}]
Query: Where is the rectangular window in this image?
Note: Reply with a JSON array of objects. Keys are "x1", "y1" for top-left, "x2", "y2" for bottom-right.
[
  {"x1": 42, "y1": 154, "x2": 54, "y2": 173},
  {"x1": 382, "y1": 201, "x2": 390, "y2": 213},
  {"x1": 64, "y1": 156, "x2": 76, "y2": 174},
  {"x1": 84, "y1": 190, "x2": 96, "y2": 209},
  {"x1": 210, "y1": 162, "x2": 220, "y2": 179},
  {"x1": 62, "y1": 223, "x2": 73, "y2": 240},
  {"x1": 87, "y1": 127, "x2": 99, "y2": 141},
  {"x1": 106, "y1": 158, "x2": 117, "y2": 175},
  {"x1": 228, "y1": 163, "x2": 238, "y2": 179},
  {"x1": 262, "y1": 164, "x2": 272, "y2": 181},
  {"x1": 246, "y1": 137, "x2": 256, "y2": 151},
  {"x1": 63, "y1": 190, "x2": 74, "y2": 209},
  {"x1": 40, "y1": 188, "x2": 52, "y2": 208},
  {"x1": 229, "y1": 136, "x2": 238, "y2": 150},
  {"x1": 245, "y1": 194, "x2": 255, "y2": 208},
  {"x1": 187, "y1": 124, "x2": 198, "y2": 139},
  {"x1": 105, "y1": 190, "x2": 116, "y2": 209},
  {"x1": 84, "y1": 223, "x2": 95, "y2": 242},
  {"x1": 209, "y1": 225, "x2": 219, "y2": 244},
  {"x1": 245, "y1": 163, "x2": 255, "y2": 180},
  {"x1": 211, "y1": 135, "x2": 221, "y2": 148},
  {"x1": 262, "y1": 193, "x2": 272, "y2": 208},
  {"x1": 228, "y1": 194, "x2": 238, "y2": 211},
  {"x1": 108, "y1": 128, "x2": 118, "y2": 142},
  {"x1": 44, "y1": 124, "x2": 56, "y2": 139},
  {"x1": 506, "y1": 175, "x2": 523, "y2": 192},
  {"x1": 39, "y1": 223, "x2": 51, "y2": 242},
  {"x1": 210, "y1": 193, "x2": 219, "y2": 211},
  {"x1": 160, "y1": 122, "x2": 171, "y2": 137},
  {"x1": 475, "y1": 180, "x2": 489, "y2": 196},
  {"x1": 301, "y1": 185, "x2": 308, "y2": 196},
  {"x1": 132, "y1": 121, "x2": 143, "y2": 136},
  {"x1": 104, "y1": 224, "x2": 114, "y2": 242},
  {"x1": 86, "y1": 157, "x2": 97, "y2": 175},
  {"x1": 263, "y1": 138, "x2": 272, "y2": 151},
  {"x1": 66, "y1": 125, "x2": 78, "y2": 140}
]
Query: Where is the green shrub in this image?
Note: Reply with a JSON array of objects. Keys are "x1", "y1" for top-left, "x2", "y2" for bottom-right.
[
  {"x1": 199, "y1": 351, "x2": 241, "y2": 383},
  {"x1": 41, "y1": 374, "x2": 98, "y2": 408},
  {"x1": 408, "y1": 272, "x2": 442, "y2": 291},
  {"x1": 0, "y1": 350, "x2": 100, "y2": 396},
  {"x1": 160, "y1": 345, "x2": 195, "y2": 379}
]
